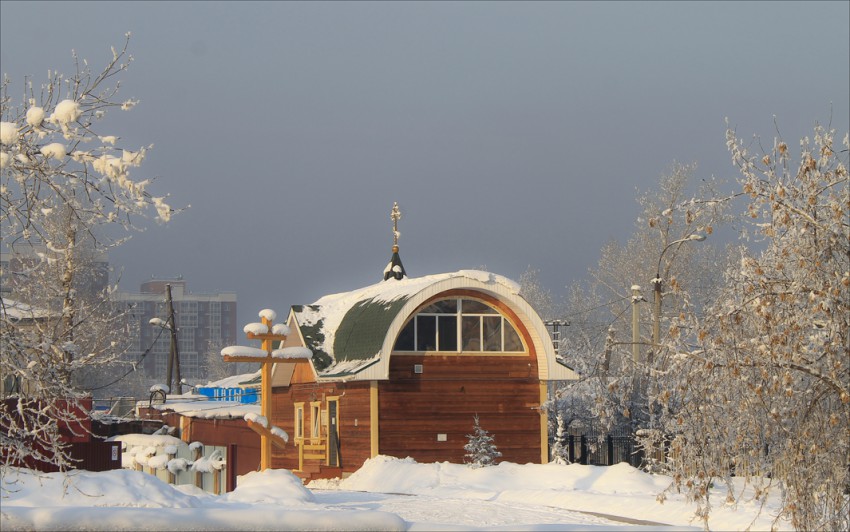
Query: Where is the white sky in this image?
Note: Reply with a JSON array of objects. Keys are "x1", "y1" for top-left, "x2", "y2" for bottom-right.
[{"x1": 1, "y1": 1, "x2": 848, "y2": 330}]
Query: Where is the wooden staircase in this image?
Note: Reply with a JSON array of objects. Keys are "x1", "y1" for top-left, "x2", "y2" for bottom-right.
[
  {"x1": 293, "y1": 438, "x2": 341, "y2": 483},
  {"x1": 293, "y1": 463, "x2": 343, "y2": 483}
]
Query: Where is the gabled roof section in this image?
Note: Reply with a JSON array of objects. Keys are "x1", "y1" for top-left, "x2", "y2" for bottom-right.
[
  {"x1": 290, "y1": 304, "x2": 333, "y2": 371},
  {"x1": 333, "y1": 296, "x2": 410, "y2": 365}
]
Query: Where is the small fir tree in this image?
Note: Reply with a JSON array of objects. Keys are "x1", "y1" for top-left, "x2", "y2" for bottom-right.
[
  {"x1": 550, "y1": 413, "x2": 570, "y2": 465},
  {"x1": 464, "y1": 415, "x2": 501, "y2": 468}
]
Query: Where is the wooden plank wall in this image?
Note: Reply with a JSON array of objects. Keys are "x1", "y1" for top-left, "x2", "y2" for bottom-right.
[
  {"x1": 270, "y1": 381, "x2": 372, "y2": 475},
  {"x1": 380, "y1": 354, "x2": 542, "y2": 465},
  {"x1": 164, "y1": 413, "x2": 261, "y2": 482}
]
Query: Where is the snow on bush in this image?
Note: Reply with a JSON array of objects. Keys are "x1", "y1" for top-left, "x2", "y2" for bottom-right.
[
  {"x1": 49, "y1": 99, "x2": 81, "y2": 127},
  {"x1": 0, "y1": 121, "x2": 17, "y2": 144},
  {"x1": 464, "y1": 415, "x2": 501, "y2": 468},
  {"x1": 1, "y1": 34, "x2": 179, "y2": 478},
  {"x1": 25, "y1": 106, "x2": 45, "y2": 128},
  {"x1": 40, "y1": 142, "x2": 66, "y2": 159}
]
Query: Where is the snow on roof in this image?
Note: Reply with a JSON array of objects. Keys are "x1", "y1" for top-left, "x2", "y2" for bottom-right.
[
  {"x1": 147, "y1": 396, "x2": 260, "y2": 420},
  {"x1": 106, "y1": 433, "x2": 186, "y2": 448},
  {"x1": 202, "y1": 371, "x2": 261, "y2": 389},
  {"x1": 293, "y1": 270, "x2": 521, "y2": 377}
]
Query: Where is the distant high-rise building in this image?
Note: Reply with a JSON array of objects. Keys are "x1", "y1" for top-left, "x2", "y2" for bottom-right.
[
  {"x1": 114, "y1": 278, "x2": 237, "y2": 383},
  {"x1": 1, "y1": 243, "x2": 109, "y2": 301}
]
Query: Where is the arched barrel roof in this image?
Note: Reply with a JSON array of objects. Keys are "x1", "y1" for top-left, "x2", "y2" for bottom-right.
[{"x1": 290, "y1": 270, "x2": 578, "y2": 382}]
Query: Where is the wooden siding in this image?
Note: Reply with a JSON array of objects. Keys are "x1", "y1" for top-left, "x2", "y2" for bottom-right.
[
  {"x1": 151, "y1": 411, "x2": 261, "y2": 492},
  {"x1": 269, "y1": 381, "x2": 372, "y2": 476},
  {"x1": 379, "y1": 353, "x2": 543, "y2": 465}
]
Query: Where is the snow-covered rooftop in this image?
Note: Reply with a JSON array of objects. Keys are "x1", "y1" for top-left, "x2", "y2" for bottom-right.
[
  {"x1": 292, "y1": 270, "x2": 522, "y2": 378},
  {"x1": 145, "y1": 395, "x2": 260, "y2": 420},
  {"x1": 202, "y1": 371, "x2": 261, "y2": 389}
]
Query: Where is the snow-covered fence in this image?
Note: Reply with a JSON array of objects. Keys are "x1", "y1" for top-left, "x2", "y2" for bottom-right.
[{"x1": 108, "y1": 433, "x2": 227, "y2": 494}]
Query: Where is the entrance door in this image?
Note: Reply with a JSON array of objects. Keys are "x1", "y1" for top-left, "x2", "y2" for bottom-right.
[{"x1": 327, "y1": 398, "x2": 340, "y2": 467}]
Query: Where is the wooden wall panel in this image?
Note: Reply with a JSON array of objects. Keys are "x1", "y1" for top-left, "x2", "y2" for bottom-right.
[
  {"x1": 379, "y1": 354, "x2": 543, "y2": 465},
  {"x1": 167, "y1": 415, "x2": 261, "y2": 482},
  {"x1": 268, "y1": 381, "x2": 372, "y2": 475}
]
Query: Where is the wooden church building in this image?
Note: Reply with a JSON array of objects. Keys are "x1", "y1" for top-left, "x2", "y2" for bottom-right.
[{"x1": 233, "y1": 204, "x2": 579, "y2": 481}]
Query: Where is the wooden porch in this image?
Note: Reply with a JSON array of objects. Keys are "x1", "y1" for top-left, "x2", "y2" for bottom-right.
[{"x1": 292, "y1": 437, "x2": 342, "y2": 482}]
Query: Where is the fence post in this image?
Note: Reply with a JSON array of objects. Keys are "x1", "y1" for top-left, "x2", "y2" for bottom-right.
[
  {"x1": 580, "y1": 435, "x2": 587, "y2": 465},
  {"x1": 193, "y1": 446, "x2": 203, "y2": 489},
  {"x1": 607, "y1": 435, "x2": 614, "y2": 465},
  {"x1": 568, "y1": 435, "x2": 575, "y2": 463}
]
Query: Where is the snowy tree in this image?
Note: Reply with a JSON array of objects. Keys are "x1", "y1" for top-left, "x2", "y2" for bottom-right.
[
  {"x1": 551, "y1": 163, "x2": 731, "y2": 437},
  {"x1": 549, "y1": 412, "x2": 570, "y2": 465},
  {"x1": 201, "y1": 338, "x2": 237, "y2": 383},
  {"x1": 464, "y1": 415, "x2": 501, "y2": 468},
  {"x1": 658, "y1": 123, "x2": 849, "y2": 530},
  {"x1": 518, "y1": 266, "x2": 556, "y2": 321},
  {"x1": 1, "y1": 35, "x2": 176, "y2": 475}
]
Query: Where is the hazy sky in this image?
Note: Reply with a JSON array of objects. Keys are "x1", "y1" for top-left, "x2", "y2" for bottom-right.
[{"x1": 2, "y1": 1, "x2": 848, "y2": 329}]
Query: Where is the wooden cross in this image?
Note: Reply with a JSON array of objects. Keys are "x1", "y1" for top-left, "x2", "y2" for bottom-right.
[
  {"x1": 222, "y1": 312, "x2": 288, "y2": 470},
  {"x1": 391, "y1": 201, "x2": 401, "y2": 248}
]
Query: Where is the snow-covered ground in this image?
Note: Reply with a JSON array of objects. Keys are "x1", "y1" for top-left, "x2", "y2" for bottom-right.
[{"x1": 1, "y1": 456, "x2": 790, "y2": 531}]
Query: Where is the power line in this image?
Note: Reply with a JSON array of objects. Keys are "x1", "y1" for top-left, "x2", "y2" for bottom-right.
[{"x1": 86, "y1": 323, "x2": 167, "y2": 391}]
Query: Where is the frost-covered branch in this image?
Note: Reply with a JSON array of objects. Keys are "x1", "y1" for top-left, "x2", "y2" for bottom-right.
[{"x1": 1, "y1": 35, "x2": 177, "y2": 479}]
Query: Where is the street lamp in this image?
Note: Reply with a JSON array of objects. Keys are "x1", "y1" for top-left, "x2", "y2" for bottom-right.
[{"x1": 650, "y1": 234, "x2": 706, "y2": 350}]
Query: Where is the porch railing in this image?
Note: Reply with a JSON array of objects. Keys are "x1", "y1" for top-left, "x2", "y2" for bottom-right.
[{"x1": 296, "y1": 438, "x2": 327, "y2": 472}]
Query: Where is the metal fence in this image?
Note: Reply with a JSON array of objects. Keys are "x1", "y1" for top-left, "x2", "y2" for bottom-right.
[{"x1": 552, "y1": 428, "x2": 666, "y2": 468}]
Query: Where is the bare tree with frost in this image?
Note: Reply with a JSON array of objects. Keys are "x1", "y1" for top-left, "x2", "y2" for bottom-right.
[
  {"x1": 518, "y1": 266, "x2": 556, "y2": 321},
  {"x1": 550, "y1": 163, "x2": 730, "y2": 439},
  {"x1": 658, "y1": 123, "x2": 849, "y2": 530},
  {"x1": 0, "y1": 35, "x2": 176, "y2": 477}
]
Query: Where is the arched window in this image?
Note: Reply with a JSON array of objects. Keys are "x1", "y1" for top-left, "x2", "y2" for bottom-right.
[{"x1": 393, "y1": 298, "x2": 524, "y2": 353}]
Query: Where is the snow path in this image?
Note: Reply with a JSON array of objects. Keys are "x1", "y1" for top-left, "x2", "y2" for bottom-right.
[{"x1": 311, "y1": 490, "x2": 690, "y2": 531}]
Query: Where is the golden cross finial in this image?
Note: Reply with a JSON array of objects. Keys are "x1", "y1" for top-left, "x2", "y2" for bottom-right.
[{"x1": 391, "y1": 202, "x2": 401, "y2": 248}]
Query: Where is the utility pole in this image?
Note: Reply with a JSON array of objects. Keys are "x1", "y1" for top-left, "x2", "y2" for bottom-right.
[
  {"x1": 631, "y1": 285, "x2": 643, "y2": 365},
  {"x1": 165, "y1": 284, "x2": 182, "y2": 395},
  {"x1": 651, "y1": 234, "x2": 707, "y2": 349}
]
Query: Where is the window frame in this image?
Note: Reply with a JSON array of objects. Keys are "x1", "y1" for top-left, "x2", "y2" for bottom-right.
[
  {"x1": 310, "y1": 401, "x2": 322, "y2": 443},
  {"x1": 294, "y1": 402, "x2": 304, "y2": 441},
  {"x1": 393, "y1": 297, "x2": 526, "y2": 355}
]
